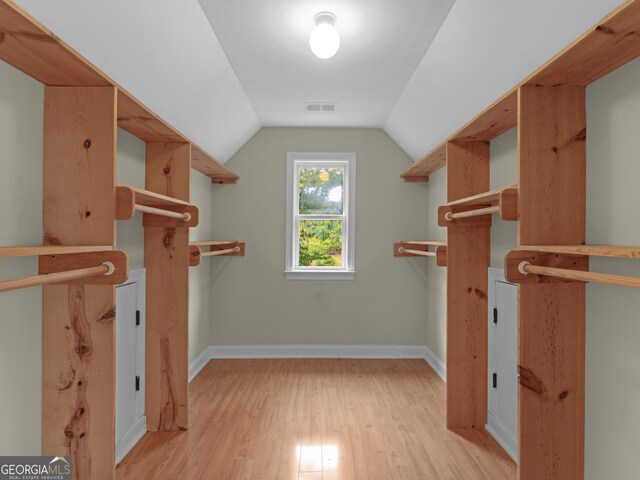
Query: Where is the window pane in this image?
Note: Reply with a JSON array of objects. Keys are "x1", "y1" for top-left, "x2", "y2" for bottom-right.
[
  {"x1": 299, "y1": 167, "x2": 344, "y2": 214},
  {"x1": 298, "y1": 220, "x2": 342, "y2": 267}
]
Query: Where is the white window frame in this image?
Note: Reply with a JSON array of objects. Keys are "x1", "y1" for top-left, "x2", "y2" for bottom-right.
[{"x1": 285, "y1": 152, "x2": 356, "y2": 280}]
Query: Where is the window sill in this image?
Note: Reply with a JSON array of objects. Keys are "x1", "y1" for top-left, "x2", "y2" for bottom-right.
[{"x1": 285, "y1": 270, "x2": 356, "y2": 280}]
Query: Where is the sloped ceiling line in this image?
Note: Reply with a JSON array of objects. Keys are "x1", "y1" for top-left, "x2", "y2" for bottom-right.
[
  {"x1": 15, "y1": 0, "x2": 260, "y2": 164},
  {"x1": 11, "y1": 0, "x2": 628, "y2": 165}
]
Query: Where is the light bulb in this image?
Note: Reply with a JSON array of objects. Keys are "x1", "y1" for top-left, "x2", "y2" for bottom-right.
[{"x1": 310, "y1": 12, "x2": 340, "y2": 59}]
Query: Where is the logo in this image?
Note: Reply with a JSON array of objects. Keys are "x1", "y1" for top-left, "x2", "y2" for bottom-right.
[{"x1": 0, "y1": 456, "x2": 72, "y2": 480}]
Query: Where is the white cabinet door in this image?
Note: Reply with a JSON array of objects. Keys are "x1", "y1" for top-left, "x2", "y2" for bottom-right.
[
  {"x1": 487, "y1": 268, "x2": 518, "y2": 461},
  {"x1": 115, "y1": 269, "x2": 146, "y2": 464}
]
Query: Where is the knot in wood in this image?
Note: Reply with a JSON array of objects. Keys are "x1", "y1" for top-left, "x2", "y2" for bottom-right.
[
  {"x1": 83, "y1": 139, "x2": 92, "y2": 149},
  {"x1": 595, "y1": 25, "x2": 615, "y2": 34},
  {"x1": 518, "y1": 365, "x2": 547, "y2": 397},
  {"x1": 474, "y1": 288, "x2": 487, "y2": 299},
  {"x1": 163, "y1": 231, "x2": 175, "y2": 248},
  {"x1": 163, "y1": 166, "x2": 171, "y2": 175},
  {"x1": 99, "y1": 308, "x2": 116, "y2": 322},
  {"x1": 75, "y1": 344, "x2": 90, "y2": 356}
]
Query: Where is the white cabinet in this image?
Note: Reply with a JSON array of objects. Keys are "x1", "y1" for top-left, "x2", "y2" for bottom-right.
[
  {"x1": 115, "y1": 269, "x2": 146, "y2": 464},
  {"x1": 487, "y1": 268, "x2": 518, "y2": 461}
]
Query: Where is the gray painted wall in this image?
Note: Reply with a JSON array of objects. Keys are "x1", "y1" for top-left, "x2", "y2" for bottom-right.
[{"x1": 207, "y1": 128, "x2": 430, "y2": 345}]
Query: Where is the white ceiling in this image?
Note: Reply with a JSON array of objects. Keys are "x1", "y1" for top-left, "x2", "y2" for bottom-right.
[
  {"x1": 14, "y1": 0, "x2": 260, "y2": 163},
  {"x1": 199, "y1": 0, "x2": 455, "y2": 128},
  {"x1": 384, "y1": 0, "x2": 625, "y2": 161},
  {"x1": 11, "y1": 0, "x2": 630, "y2": 165}
]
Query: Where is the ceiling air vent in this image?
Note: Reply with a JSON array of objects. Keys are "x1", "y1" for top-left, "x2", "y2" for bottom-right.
[{"x1": 305, "y1": 102, "x2": 337, "y2": 112}]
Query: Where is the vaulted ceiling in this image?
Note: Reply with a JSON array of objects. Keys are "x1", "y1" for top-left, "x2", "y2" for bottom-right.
[
  {"x1": 198, "y1": 0, "x2": 454, "y2": 128},
  {"x1": 15, "y1": 0, "x2": 625, "y2": 164}
]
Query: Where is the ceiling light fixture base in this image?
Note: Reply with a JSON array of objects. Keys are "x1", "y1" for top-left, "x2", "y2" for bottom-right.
[{"x1": 314, "y1": 12, "x2": 337, "y2": 26}]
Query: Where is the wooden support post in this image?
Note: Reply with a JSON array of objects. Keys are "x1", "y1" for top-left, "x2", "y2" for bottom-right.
[
  {"x1": 42, "y1": 86, "x2": 117, "y2": 479},
  {"x1": 445, "y1": 140, "x2": 490, "y2": 429},
  {"x1": 144, "y1": 143, "x2": 191, "y2": 431},
  {"x1": 517, "y1": 85, "x2": 586, "y2": 480}
]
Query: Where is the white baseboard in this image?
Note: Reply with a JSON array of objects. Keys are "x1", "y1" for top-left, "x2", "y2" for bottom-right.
[
  {"x1": 423, "y1": 344, "x2": 446, "y2": 382},
  {"x1": 115, "y1": 415, "x2": 146, "y2": 465},
  {"x1": 188, "y1": 344, "x2": 447, "y2": 384},
  {"x1": 209, "y1": 344, "x2": 428, "y2": 359},
  {"x1": 486, "y1": 412, "x2": 518, "y2": 462},
  {"x1": 189, "y1": 345, "x2": 214, "y2": 382}
]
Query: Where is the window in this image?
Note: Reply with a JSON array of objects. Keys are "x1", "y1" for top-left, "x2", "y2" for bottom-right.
[{"x1": 286, "y1": 152, "x2": 355, "y2": 280}]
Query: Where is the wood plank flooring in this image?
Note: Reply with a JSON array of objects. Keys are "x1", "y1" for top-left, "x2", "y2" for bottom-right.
[{"x1": 116, "y1": 359, "x2": 516, "y2": 480}]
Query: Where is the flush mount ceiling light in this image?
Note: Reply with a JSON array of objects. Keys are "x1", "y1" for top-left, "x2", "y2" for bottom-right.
[{"x1": 309, "y1": 12, "x2": 340, "y2": 59}]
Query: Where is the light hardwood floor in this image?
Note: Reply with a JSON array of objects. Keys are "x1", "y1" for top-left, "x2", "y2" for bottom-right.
[{"x1": 116, "y1": 359, "x2": 516, "y2": 479}]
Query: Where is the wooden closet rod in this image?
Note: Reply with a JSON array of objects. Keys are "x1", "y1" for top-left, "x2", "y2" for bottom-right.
[
  {"x1": 398, "y1": 247, "x2": 436, "y2": 257},
  {"x1": 445, "y1": 205, "x2": 499, "y2": 221},
  {"x1": 0, "y1": 262, "x2": 116, "y2": 293},
  {"x1": 518, "y1": 261, "x2": 640, "y2": 289},
  {"x1": 135, "y1": 204, "x2": 191, "y2": 222},
  {"x1": 200, "y1": 247, "x2": 241, "y2": 257}
]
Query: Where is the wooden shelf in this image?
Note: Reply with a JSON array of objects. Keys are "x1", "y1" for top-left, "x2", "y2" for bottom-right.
[
  {"x1": 450, "y1": 89, "x2": 518, "y2": 143},
  {"x1": 0, "y1": 0, "x2": 109, "y2": 87},
  {"x1": 520, "y1": 244, "x2": 640, "y2": 259},
  {"x1": 117, "y1": 92, "x2": 238, "y2": 183},
  {"x1": 117, "y1": 89, "x2": 185, "y2": 144},
  {"x1": 439, "y1": 186, "x2": 517, "y2": 224},
  {"x1": 401, "y1": 0, "x2": 640, "y2": 182},
  {"x1": 401, "y1": 142, "x2": 445, "y2": 182},
  {"x1": 401, "y1": 91, "x2": 517, "y2": 181},
  {"x1": 0, "y1": 245, "x2": 112, "y2": 257},
  {"x1": 0, "y1": 0, "x2": 239, "y2": 185},
  {"x1": 523, "y1": 0, "x2": 640, "y2": 87},
  {"x1": 189, "y1": 241, "x2": 245, "y2": 266},
  {"x1": 191, "y1": 145, "x2": 239, "y2": 184}
]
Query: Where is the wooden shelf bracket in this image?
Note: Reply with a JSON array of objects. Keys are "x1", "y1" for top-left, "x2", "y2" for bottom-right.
[
  {"x1": 393, "y1": 241, "x2": 447, "y2": 267},
  {"x1": 505, "y1": 249, "x2": 640, "y2": 289},
  {"x1": 438, "y1": 186, "x2": 517, "y2": 225},
  {"x1": 0, "y1": 249, "x2": 128, "y2": 292},
  {"x1": 189, "y1": 241, "x2": 245, "y2": 267},
  {"x1": 116, "y1": 184, "x2": 199, "y2": 227}
]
